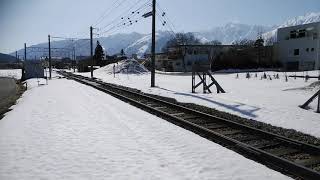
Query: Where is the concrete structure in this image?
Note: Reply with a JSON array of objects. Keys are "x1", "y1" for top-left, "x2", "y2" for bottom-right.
[
  {"x1": 277, "y1": 22, "x2": 320, "y2": 71},
  {"x1": 155, "y1": 45, "x2": 233, "y2": 72}
]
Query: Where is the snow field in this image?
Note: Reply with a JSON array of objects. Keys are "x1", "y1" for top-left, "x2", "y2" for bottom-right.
[
  {"x1": 0, "y1": 69, "x2": 22, "y2": 80},
  {"x1": 78, "y1": 69, "x2": 320, "y2": 138},
  {"x1": 95, "y1": 59, "x2": 149, "y2": 75},
  {"x1": 0, "y1": 74, "x2": 290, "y2": 179}
]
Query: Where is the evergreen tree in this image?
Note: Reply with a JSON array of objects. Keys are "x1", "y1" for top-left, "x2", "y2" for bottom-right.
[
  {"x1": 120, "y1": 49, "x2": 125, "y2": 56},
  {"x1": 94, "y1": 41, "x2": 105, "y2": 65},
  {"x1": 254, "y1": 37, "x2": 264, "y2": 66}
]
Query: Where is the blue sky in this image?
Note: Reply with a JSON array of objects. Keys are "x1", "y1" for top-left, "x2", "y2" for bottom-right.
[{"x1": 1, "y1": 0, "x2": 319, "y2": 54}]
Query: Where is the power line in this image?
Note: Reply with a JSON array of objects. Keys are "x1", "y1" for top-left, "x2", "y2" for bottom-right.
[
  {"x1": 155, "y1": 10, "x2": 176, "y2": 40},
  {"x1": 156, "y1": 2, "x2": 177, "y2": 33},
  {"x1": 99, "y1": 2, "x2": 151, "y2": 36},
  {"x1": 98, "y1": 0, "x2": 150, "y2": 34},
  {"x1": 93, "y1": 0, "x2": 129, "y2": 27},
  {"x1": 98, "y1": 0, "x2": 150, "y2": 32}
]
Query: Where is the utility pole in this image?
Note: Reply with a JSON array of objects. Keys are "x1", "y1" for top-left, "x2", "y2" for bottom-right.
[
  {"x1": 24, "y1": 43, "x2": 27, "y2": 61},
  {"x1": 15, "y1": 51, "x2": 18, "y2": 60},
  {"x1": 48, "y1": 35, "x2": 52, "y2": 79},
  {"x1": 90, "y1": 26, "x2": 94, "y2": 78},
  {"x1": 151, "y1": 0, "x2": 156, "y2": 87},
  {"x1": 318, "y1": 92, "x2": 320, "y2": 113},
  {"x1": 73, "y1": 46, "x2": 76, "y2": 72},
  {"x1": 317, "y1": 30, "x2": 319, "y2": 75}
]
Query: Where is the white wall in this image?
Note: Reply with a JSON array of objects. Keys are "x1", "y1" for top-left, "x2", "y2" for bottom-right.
[{"x1": 277, "y1": 22, "x2": 320, "y2": 70}]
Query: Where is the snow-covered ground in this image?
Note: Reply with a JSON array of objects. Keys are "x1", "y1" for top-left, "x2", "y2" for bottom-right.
[
  {"x1": 0, "y1": 69, "x2": 22, "y2": 80},
  {"x1": 96, "y1": 59, "x2": 148, "y2": 74},
  {"x1": 78, "y1": 68, "x2": 320, "y2": 138},
  {"x1": 0, "y1": 73, "x2": 290, "y2": 180}
]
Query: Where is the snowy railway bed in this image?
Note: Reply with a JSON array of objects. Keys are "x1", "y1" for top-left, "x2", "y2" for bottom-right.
[{"x1": 59, "y1": 71, "x2": 320, "y2": 179}]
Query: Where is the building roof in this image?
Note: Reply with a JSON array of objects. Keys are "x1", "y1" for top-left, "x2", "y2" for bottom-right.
[{"x1": 278, "y1": 21, "x2": 320, "y2": 31}]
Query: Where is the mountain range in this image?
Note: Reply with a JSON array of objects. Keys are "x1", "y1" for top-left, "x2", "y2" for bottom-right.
[
  {"x1": 11, "y1": 12, "x2": 320, "y2": 59},
  {"x1": 0, "y1": 53, "x2": 18, "y2": 63}
]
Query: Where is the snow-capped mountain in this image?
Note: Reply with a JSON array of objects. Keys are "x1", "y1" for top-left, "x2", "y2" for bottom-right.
[
  {"x1": 263, "y1": 12, "x2": 320, "y2": 44},
  {"x1": 14, "y1": 32, "x2": 145, "y2": 60},
  {"x1": 195, "y1": 23, "x2": 273, "y2": 44},
  {"x1": 12, "y1": 12, "x2": 320, "y2": 59},
  {"x1": 124, "y1": 31, "x2": 172, "y2": 55}
]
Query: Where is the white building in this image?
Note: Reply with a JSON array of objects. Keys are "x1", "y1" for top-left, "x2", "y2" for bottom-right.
[
  {"x1": 155, "y1": 45, "x2": 233, "y2": 72},
  {"x1": 277, "y1": 22, "x2": 320, "y2": 71}
]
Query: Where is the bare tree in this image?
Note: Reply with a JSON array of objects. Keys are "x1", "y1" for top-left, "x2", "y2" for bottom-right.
[{"x1": 162, "y1": 33, "x2": 201, "y2": 71}]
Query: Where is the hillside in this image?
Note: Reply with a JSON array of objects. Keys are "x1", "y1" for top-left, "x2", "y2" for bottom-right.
[{"x1": 0, "y1": 53, "x2": 17, "y2": 63}]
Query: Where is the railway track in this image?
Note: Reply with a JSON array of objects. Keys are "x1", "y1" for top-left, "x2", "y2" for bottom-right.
[{"x1": 59, "y1": 71, "x2": 320, "y2": 179}]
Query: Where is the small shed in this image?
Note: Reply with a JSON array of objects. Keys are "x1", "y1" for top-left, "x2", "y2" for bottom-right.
[{"x1": 23, "y1": 61, "x2": 44, "y2": 80}]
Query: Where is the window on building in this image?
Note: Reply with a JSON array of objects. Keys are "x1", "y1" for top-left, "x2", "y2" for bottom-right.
[
  {"x1": 306, "y1": 48, "x2": 309, "y2": 52},
  {"x1": 176, "y1": 62, "x2": 181, "y2": 66},
  {"x1": 290, "y1": 30, "x2": 297, "y2": 39},
  {"x1": 311, "y1": 48, "x2": 315, "y2": 52},
  {"x1": 297, "y1": 29, "x2": 306, "y2": 38},
  {"x1": 294, "y1": 49, "x2": 299, "y2": 56},
  {"x1": 187, "y1": 61, "x2": 192, "y2": 66}
]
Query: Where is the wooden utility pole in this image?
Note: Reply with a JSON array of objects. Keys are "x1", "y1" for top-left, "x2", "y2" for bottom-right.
[
  {"x1": 24, "y1": 43, "x2": 26, "y2": 61},
  {"x1": 73, "y1": 46, "x2": 76, "y2": 72},
  {"x1": 317, "y1": 93, "x2": 320, "y2": 113},
  {"x1": 151, "y1": 0, "x2": 156, "y2": 87},
  {"x1": 48, "y1": 35, "x2": 52, "y2": 79},
  {"x1": 90, "y1": 26, "x2": 93, "y2": 78}
]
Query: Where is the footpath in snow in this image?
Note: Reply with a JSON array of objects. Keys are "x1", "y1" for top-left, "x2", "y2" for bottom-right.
[
  {"x1": 0, "y1": 74, "x2": 289, "y2": 179},
  {"x1": 78, "y1": 64, "x2": 320, "y2": 139}
]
